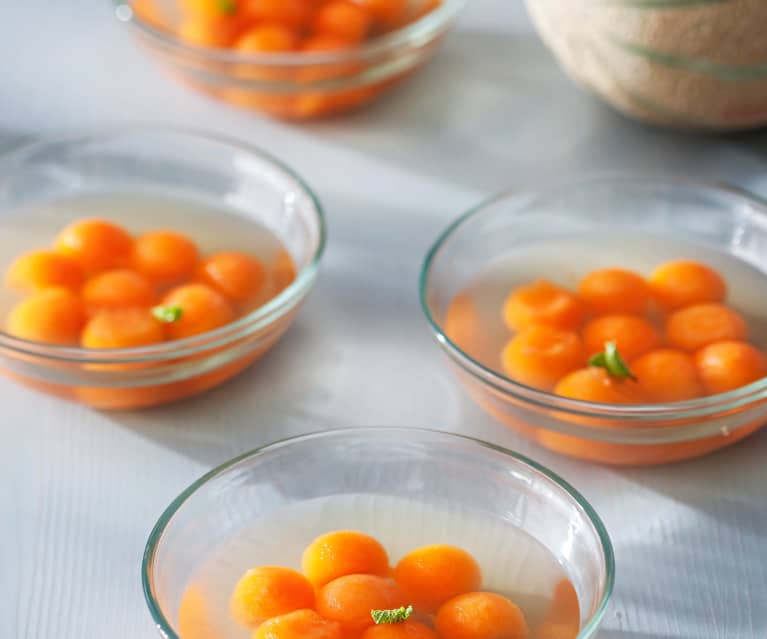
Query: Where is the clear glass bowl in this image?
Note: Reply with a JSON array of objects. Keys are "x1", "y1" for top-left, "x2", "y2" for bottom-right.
[
  {"x1": 113, "y1": 0, "x2": 465, "y2": 120},
  {"x1": 421, "y1": 175, "x2": 767, "y2": 466},
  {"x1": 0, "y1": 127, "x2": 325, "y2": 409},
  {"x1": 143, "y1": 428, "x2": 614, "y2": 639}
]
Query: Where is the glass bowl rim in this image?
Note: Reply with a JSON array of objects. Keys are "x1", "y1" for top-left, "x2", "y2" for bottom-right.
[
  {"x1": 112, "y1": 0, "x2": 467, "y2": 67},
  {"x1": 0, "y1": 125, "x2": 327, "y2": 363},
  {"x1": 419, "y1": 172, "x2": 767, "y2": 420},
  {"x1": 141, "y1": 426, "x2": 615, "y2": 639}
]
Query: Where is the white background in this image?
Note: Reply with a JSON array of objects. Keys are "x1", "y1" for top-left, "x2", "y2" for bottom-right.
[{"x1": 2, "y1": 1, "x2": 767, "y2": 638}]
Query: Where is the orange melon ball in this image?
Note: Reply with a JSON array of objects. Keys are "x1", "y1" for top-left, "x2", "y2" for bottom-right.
[
  {"x1": 161, "y1": 284, "x2": 235, "y2": 340},
  {"x1": 55, "y1": 218, "x2": 133, "y2": 274},
  {"x1": 5, "y1": 250, "x2": 84, "y2": 293},
  {"x1": 272, "y1": 249, "x2": 297, "y2": 294},
  {"x1": 577, "y1": 268, "x2": 651, "y2": 316},
  {"x1": 542, "y1": 579, "x2": 580, "y2": 630},
  {"x1": 313, "y1": 1, "x2": 373, "y2": 43},
  {"x1": 132, "y1": 230, "x2": 199, "y2": 285},
  {"x1": 181, "y1": 0, "x2": 242, "y2": 19},
  {"x1": 81, "y1": 308, "x2": 166, "y2": 349},
  {"x1": 316, "y1": 575, "x2": 405, "y2": 635},
  {"x1": 501, "y1": 326, "x2": 584, "y2": 392},
  {"x1": 695, "y1": 341, "x2": 767, "y2": 395},
  {"x1": 631, "y1": 349, "x2": 705, "y2": 403},
  {"x1": 236, "y1": 24, "x2": 299, "y2": 52},
  {"x1": 244, "y1": 0, "x2": 312, "y2": 28},
  {"x1": 582, "y1": 314, "x2": 661, "y2": 361},
  {"x1": 649, "y1": 260, "x2": 726, "y2": 310},
  {"x1": 178, "y1": 583, "x2": 222, "y2": 639},
  {"x1": 435, "y1": 592, "x2": 529, "y2": 639},
  {"x1": 503, "y1": 280, "x2": 584, "y2": 333},
  {"x1": 394, "y1": 545, "x2": 481, "y2": 613},
  {"x1": 82, "y1": 269, "x2": 157, "y2": 314},
  {"x1": 665, "y1": 303, "x2": 747, "y2": 352},
  {"x1": 197, "y1": 252, "x2": 267, "y2": 304},
  {"x1": 230, "y1": 566, "x2": 315, "y2": 628},
  {"x1": 351, "y1": 0, "x2": 406, "y2": 28},
  {"x1": 5, "y1": 288, "x2": 85, "y2": 346},
  {"x1": 302, "y1": 531, "x2": 390, "y2": 588},
  {"x1": 362, "y1": 621, "x2": 438, "y2": 639},
  {"x1": 554, "y1": 367, "x2": 643, "y2": 404},
  {"x1": 254, "y1": 609, "x2": 343, "y2": 639},
  {"x1": 179, "y1": 16, "x2": 243, "y2": 48}
]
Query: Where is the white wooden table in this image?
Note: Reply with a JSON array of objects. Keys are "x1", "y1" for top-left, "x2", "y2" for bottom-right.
[{"x1": 2, "y1": 2, "x2": 767, "y2": 638}]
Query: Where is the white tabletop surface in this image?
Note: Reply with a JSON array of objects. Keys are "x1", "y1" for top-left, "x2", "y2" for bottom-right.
[{"x1": 3, "y1": 2, "x2": 767, "y2": 638}]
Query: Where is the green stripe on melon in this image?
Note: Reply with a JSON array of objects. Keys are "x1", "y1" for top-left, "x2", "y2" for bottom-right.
[{"x1": 526, "y1": 0, "x2": 767, "y2": 130}]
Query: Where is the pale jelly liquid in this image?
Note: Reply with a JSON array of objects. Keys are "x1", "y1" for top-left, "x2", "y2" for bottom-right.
[
  {"x1": 178, "y1": 494, "x2": 575, "y2": 639},
  {"x1": 0, "y1": 191, "x2": 294, "y2": 316},
  {"x1": 445, "y1": 233, "x2": 767, "y2": 372}
]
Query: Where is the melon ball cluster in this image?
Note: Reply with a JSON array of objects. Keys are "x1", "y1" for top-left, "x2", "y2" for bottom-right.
[
  {"x1": 4, "y1": 218, "x2": 293, "y2": 349},
  {"x1": 501, "y1": 261, "x2": 767, "y2": 403},
  {"x1": 138, "y1": 0, "x2": 442, "y2": 52},
  {"x1": 229, "y1": 530, "x2": 533, "y2": 639}
]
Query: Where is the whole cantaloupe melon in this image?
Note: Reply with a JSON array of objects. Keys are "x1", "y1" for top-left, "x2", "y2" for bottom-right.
[{"x1": 525, "y1": 0, "x2": 767, "y2": 130}]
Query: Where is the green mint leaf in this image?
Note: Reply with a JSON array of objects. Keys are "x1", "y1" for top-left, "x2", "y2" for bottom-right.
[
  {"x1": 588, "y1": 352, "x2": 607, "y2": 368},
  {"x1": 589, "y1": 341, "x2": 637, "y2": 380},
  {"x1": 152, "y1": 305, "x2": 184, "y2": 324},
  {"x1": 216, "y1": 0, "x2": 237, "y2": 15},
  {"x1": 371, "y1": 605, "x2": 414, "y2": 625}
]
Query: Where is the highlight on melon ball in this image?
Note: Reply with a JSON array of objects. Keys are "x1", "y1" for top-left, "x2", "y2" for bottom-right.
[
  {"x1": 5, "y1": 288, "x2": 85, "y2": 346},
  {"x1": 132, "y1": 230, "x2": 200, "y2": 285},
  {"x1": 501, "y1": 326, "x2": 584, "y2": 392},
  {"x1": 236, "y1": 24, "x2": 300, "y2": 53},
  {"x1": 81, "y1": 308, "x2": 166, "y2": 349},
  {"x1": 665, "y1": 303, "x2": 747, "y2": 353},
  {"x1": 362, "y1": 619, "x2": 438, "y2": 639},
  {"x1": 581, "y1": 314, "x2": 660, "y2": 362},
  {"x1": 313, "y1": 1, "x2": 373, "y2": 43},
  {"x1": 503, "y1": 279, "x2": 584, "y2": 332},
  {"x1": 161, "y1": 284, "x2": 236, "y2": 340},
  {"x1": 55, "y1": 218, "x2": 134, "y2": 274},
  {"x1": 649, "y1": 260, "x2": 726, "y2": 310},
  {"x1": 254, "y1": 609, "x2": 343, "y2": 639},
  {"x1": 555, "y1": 367, "x2": 642, "y2": 405},
  {"x1": 316, "y1": 574, "x2": 406, "y2": 635},
  {"x1": 555, "y1": 341, "x2": 643, "y2": 404},
  {"x1": 577, "y1": 268, "x2": 651, "y2": 316},
  {"x1": 695, "y1": 341, "x2": 767, "y2": 395},
  {"x1": 435, "y1": 592, "x2": 529, "y2": 639},
  {"x1": 630, "y1": 349, "x2": 705, "y2": 403},
  {"x1": 197, "y1": 251, "x2": 267, "y2": 304},
  {"x1": 82, "y1": 269, "x2": 157, "y2": 314},
  {"x1": 302, "y1": 530, "x2": 390, "y2": 588},
  {"x1": 5, "y1": 250, "x2": 84, "y2": 293},
  {"x1": 394, "y1": 544, "x2": 481, "y2": 613},
  {"x1": 230, "y1": 566, "x2": 315, "y2": 628},
  {"x1": 179, "y1": 15, "x2": 243, "y2": 48}
]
